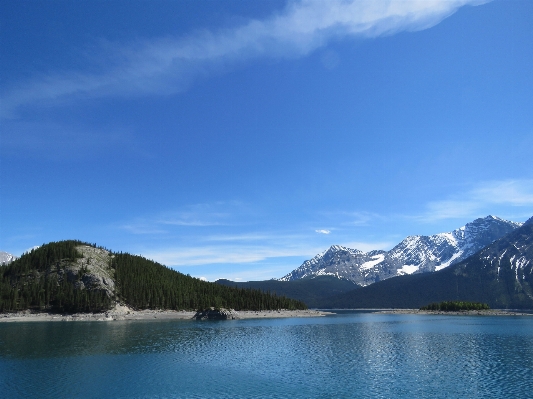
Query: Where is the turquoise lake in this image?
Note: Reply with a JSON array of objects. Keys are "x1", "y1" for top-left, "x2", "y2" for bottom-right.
[{"x1": 1, "y1": 311, "x2": 532, "y2": 398}]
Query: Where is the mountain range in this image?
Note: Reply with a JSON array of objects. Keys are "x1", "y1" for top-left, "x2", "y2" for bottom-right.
[
  {"x1": 279, "y1": 216, "x2": 522, "y2": 286},
  {"x1": 321, "y1": 216, "x2": 533, "y2": 309},
  {"x1": 3, "y1": 215, "x2": 533, "y2": 311},
  {"x1": 217, "y1": 215, "x2": 533, "y2": 309}
]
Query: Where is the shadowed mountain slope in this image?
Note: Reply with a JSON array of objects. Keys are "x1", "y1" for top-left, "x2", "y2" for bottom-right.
[
  {"x1": 216, "y1": 276, "x2": 358, "y2": 308},
  {"x1": 280, "y1": 216, "x2": 521, "y2": 286},
  {"x1": 321, "y1": 217, "x2": 533, "y2": 309}
]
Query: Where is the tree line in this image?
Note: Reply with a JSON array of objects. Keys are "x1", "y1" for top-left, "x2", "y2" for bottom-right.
[
  {"x1": 420, "y1": 301, "x2": 490, "y2": 311},
  {"x1": 0, "y1": 240, "x2": 112, "y2": 312},
  {"x1": 0, "y1": 240, "x2": 306, "y2": 313},
  {"x1": 112, "y1": 253, "x2": 305, "y2": 311}
]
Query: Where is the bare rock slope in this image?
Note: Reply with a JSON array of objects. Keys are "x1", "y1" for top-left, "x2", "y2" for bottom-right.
[{"x1": 280, "y1": 216, "x2": 522, "y2": 286}]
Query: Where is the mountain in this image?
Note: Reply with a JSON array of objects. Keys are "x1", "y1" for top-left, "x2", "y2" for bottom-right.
[
  {"x1": 322, "y1": 216, "x2": 533, "y2": 309},
  {"x1": 0, "y1": 251, "x2": 17, "y2": 265},
  {"x1": 0, "y1": 240, "x2": 306, "y2": 313},
  {"x1": 280, "y1": 216, "x2": 522, "y2": 286},
  {"x1": 216, "y1": 275, "x2": 359, "y2": 308}
]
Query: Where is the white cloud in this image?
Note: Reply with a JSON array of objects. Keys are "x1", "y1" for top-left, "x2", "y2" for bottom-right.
[
  {"x1": 471, "y1": 180, "x2": 533, "y2": 206},
  {"x1": 117, "y1": 202, "x2": 244, "y2": 234},
  {"x1": 1, "y1": 0, "x2": 490, "y2": 118},
  {"x1": 24, "y1": 245, "x2": 41, "y2": 254},
  {"x1": 420, "y1": 179, "x2": 533, "y2": 222},
  {"x1": 315, "y1": 229, "x2": 331, "y2": 234},
  {"x1": 139, "y1": 235, "x2": 397, "y2": 268},
  {"x1": 1, "y1": 120, "x2": 137, "y2": 158},
  {"x1": 141, "y1": 245, "x2": 319, "y2": 267}
]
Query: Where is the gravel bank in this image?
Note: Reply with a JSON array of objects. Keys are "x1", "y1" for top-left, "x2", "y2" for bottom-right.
[{"x1": 0, "y1": 308, "x2": 332, "y2": 322}]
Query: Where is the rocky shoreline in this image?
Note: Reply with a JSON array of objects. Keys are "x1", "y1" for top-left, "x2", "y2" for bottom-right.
[{"x1": 0, "y1": 306, "x2": 332, "y2": 322}]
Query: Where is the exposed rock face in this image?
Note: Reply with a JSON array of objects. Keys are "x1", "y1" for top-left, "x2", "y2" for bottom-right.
[
  {"x1": 44, "y1": 245, "x2": 116, "y2": 298},
  {"x1": 194, "y1": 308, "x2": 239, "y2": 320},
  {"x1": 280, "y1": 216, "x2": 522, "y2": 286},
  {"x1": 70, "y1": 246, "x2": 115, "y2": 297}
]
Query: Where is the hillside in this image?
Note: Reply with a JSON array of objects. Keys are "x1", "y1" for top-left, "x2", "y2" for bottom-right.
[
  {"x1": 321, "y1": 217, "x2": 533, "y2": 309},
  {"x1": 216, "y1": 276, "x2": 358, "y2": 308},
  {"x1": 0, "y1": 240, "x2": 306, "y2": 313},
  {"x1": 280, "y1": 216, "x2": 521, "y2": 286}
]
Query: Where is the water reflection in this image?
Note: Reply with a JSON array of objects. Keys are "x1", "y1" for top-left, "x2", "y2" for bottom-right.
[{"x1": 1, "y1": 314, "x2": 533, "y2": 398}]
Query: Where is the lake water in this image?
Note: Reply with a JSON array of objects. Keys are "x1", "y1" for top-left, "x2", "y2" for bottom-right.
[{"x1": 1, "y1": 311, "x2": 532, "y2": 398}]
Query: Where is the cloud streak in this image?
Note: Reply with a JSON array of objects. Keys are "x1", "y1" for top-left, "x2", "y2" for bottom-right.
[
  {"x1": 141, "y1": 245, "x2": 315, "y2": 267},
  {"x1": 2, "y1": 0, "x2": 490, "y2": 118},
  {"x1": 420, "y1": 179, "x2": 533, "y2": 221}
]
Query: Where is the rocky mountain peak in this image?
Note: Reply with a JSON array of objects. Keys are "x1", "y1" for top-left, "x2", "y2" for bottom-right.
[
  {"x1": 279, "y1": 215, "x2": 522, "y2": 286},
  {"x1": 0, "y1": 251, "x2": 17, "y2": 265}
]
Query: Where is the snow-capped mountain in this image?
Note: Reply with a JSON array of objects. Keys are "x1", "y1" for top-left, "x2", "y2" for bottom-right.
[
  {"x1": 279, "y1": 215, "x2": 523, "y2": 286},
  {"x1": 321, "y1": 216, "x2": 533, "y2": 309},
  {"x1": 464, "y1": 215, "x2": 533, "y2": 281},
  {"x1": 0, "y1": 251, "x2": 17, "y2": 265}
]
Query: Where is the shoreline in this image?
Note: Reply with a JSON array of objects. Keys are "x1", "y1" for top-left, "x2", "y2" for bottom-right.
[
  {"x1": 0, "y1": 308, "x2": 333, "y2": 322},
  {"x1": 372, "y1": 309, "x2": 532, "y2": 316},
  {"x1": 2, "y1": 308, "x2": 530, "y2": 322}
]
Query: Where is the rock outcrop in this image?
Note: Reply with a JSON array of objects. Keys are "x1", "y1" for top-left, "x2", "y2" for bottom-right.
[
  {"x1": 194, "y1": 308, "x2": 239, "y2": 320},
  {"x1": 43, "y1": 245, "x2": 116, "y2": 298}
]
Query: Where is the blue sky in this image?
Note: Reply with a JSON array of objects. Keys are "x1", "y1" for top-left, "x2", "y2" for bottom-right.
[{"x1": 1, "y1": 0, "x2": 532, "y2": 281}]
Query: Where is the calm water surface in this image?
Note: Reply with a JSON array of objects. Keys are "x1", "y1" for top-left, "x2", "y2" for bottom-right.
[{"x1": 1, "y1": 311, "x2": 532, "y2": 398}]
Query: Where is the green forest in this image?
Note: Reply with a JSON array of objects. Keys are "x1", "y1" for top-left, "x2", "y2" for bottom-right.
[
  {"x1": 420, "y1": 301, "x2": 490, "y2": 311},
  {"x1": 0, "y1": 240, "x2": 306, "y2": 313},
  {"x1": 111, "y1": 252, "x2": 306, "y2": 311}
]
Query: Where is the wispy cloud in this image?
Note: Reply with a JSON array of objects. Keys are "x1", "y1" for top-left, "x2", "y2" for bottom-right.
[
  {"x1": 116, "y1": 198, "x2": 409, "y2": 269},
  {"x1": 344, "y1": 211, "x2": 384, "y2": 226},
  {"x1": 117, "y1": 202, "x2": 243, "y2": 234},
  {"x1": 319, "y1": 210, "x2": 384, "y2": 227},
  {"x1": 141, "y1": 245, "x2": 319, "y2": 267},
  {"x1": 419, "y1": 179, "x2": 533, "y2": 222},
  {"x1": 472, "y1": 180, "x2": 533, "y2": 206},
  {"x1": 1, "y1": 0, "x2": 490, "y2": 118},
  {"x1": 1, "y1": 120, "x2": 138, "y2": 158}
]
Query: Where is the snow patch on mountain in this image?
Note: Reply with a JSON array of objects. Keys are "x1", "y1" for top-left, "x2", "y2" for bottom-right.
[
  {"x1": 279, "y1": 215, "x2": 523, "y2": 286},
  {"x1": 398, "y1": 265, "x2": 418, "y2": 275},
  {"x1": 0, "y1": 251, "x2": 18, "y2": 265},
  {"x1": 360, "y1": 254, "x2": 385, "y2": 270}
]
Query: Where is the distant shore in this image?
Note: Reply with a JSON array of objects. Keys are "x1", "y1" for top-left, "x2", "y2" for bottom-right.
[
  {"x1": 3, "y1": 308, "x2": 529, "y2": 322},
  {"x1": 373, "y1": 309, "x2": 532, "y2": 316},
  {"x1": 0, "y1": 308, "x2": 333, "y2": 322}
]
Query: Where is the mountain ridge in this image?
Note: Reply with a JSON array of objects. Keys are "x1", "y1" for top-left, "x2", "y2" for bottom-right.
[
  {"x1": 321, "y1": 216, "x2": 533, "y2": 309},
  {"x1": 280, "y1": 215, "x2": 522, "y2": 286}
]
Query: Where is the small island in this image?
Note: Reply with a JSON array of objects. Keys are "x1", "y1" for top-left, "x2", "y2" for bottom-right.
[
  {"x1": 420, "y1": 301, "x2": 490, "y2": 311},
  {"x1": 376, "y1": 300, "x2": 531, "y2": 316}
]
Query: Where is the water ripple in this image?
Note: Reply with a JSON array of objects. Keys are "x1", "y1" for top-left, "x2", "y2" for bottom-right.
[{"x1": 1, "y1": 314, "x2": 533, "y2": 398}]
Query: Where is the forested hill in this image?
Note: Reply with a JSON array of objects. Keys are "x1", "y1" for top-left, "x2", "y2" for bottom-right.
[{"x1": 0, "y1": 240, "x2": 306, "y2": 313}]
